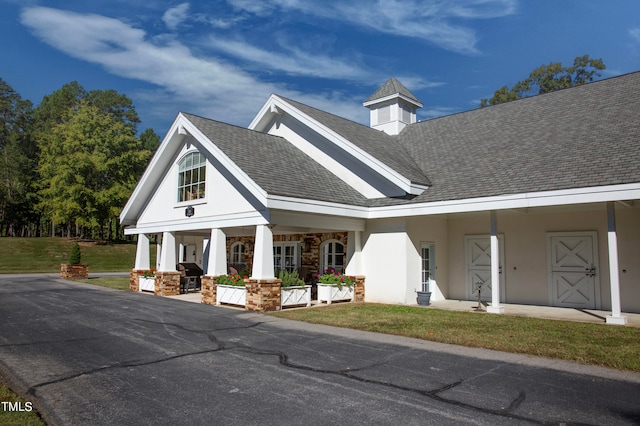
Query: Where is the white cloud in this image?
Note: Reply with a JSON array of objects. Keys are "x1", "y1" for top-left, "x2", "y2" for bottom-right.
[
  {"x1": 207, "y1": 36, "x2": 372, "y2": 80},
  {"x1": 162, "y1": 3, "x2": 190, "y2": 30},
  {"x1": 19, "y1": 6, "x2": 369, "y2": 126},
  {"x1": 227, "y1": 0, "x2": 518, "y2": 55},
  {"x1": 630, "y1": 27, "x2": 640, "y2": 43}
]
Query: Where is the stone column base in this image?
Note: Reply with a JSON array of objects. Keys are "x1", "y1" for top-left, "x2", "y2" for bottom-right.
[
  {"x1": 155, "y1": 271, "x2": 181, "y2": 296},
  {"x1": 353, "y1": 276, "x2": 365, "y2": 303},
  {"x1": 245, "y1": 278, "x2": 281, "y2": 312},
  {"x1": 129, "y1": 269, "x2": 146, "y2": 292},
  {"x1": 201, "y1": 276, "x2": 217, "y2": 305}
]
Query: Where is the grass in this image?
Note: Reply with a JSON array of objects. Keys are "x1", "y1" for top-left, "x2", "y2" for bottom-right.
[
  {"x1": 75, "y1": 276, "x2": 131, "y2": 291},
  {"x1": 0, "y1": 237, "x2": 156, "y2": 273},
  {"x1": 0, "y1": 383, "x2": 45, "y2": 425},
  {"x1": 270, "y1": 303, "x2": 640, "y2": 372}
]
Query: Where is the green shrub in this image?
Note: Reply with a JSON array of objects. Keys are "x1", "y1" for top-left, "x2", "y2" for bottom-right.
[
  {"x1": 68, "y1": 243, "x2": 82, "y2": 264},
  {"x1": 277, "y1": 269, "x2": 305, "y2": 287},
  {"x1": 216, "y1": 274, "x2": 246, "y2": 286}
]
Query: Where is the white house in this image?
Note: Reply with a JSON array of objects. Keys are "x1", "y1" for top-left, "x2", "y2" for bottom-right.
[{"x1": 120, "y1": 73, "x2": 640, "y2": 323}]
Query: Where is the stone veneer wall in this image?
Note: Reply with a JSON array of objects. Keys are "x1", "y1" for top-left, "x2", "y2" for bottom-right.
[
  {"x1": 245, "y1": 278, "x2": 282, "y2": 312},
  {"x1": 155, "y1": 271, "x2": 181, "y2": 296},
  {"x1": 60, "y1": 264, "x2": 89, "y2": 279},
  {"x1": 353, "y1": 276, "x2": 365, "y2": 303},
  {"x1": 201, "y1": 276, "x2": 217, "y2": 305},
  {"x1": 129, "y1": 269, "x2": 145, "y2": 292},
  {"x1": 226, "y1": 232, "x2": 348, "y2": 281}
]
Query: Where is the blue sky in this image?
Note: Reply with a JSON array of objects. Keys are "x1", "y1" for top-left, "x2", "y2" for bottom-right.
[{"x1": 1, "y1": 0, "x2": 640, "y2": 135}]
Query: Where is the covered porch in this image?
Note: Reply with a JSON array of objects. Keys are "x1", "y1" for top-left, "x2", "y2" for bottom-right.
[{"x1": 128, "y1": 210, "x2": 367, "y2": 311}]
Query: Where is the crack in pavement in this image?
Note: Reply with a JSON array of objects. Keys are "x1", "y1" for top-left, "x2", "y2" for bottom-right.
[
  {"x1": 22, "y1": 318, "x2": 589, "y2": 425},
  {"x1": 0, "y1": 337, "x2": 101, "y2": 348}
]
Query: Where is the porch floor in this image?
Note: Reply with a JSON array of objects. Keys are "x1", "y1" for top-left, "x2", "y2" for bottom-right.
[
  {"x1": 162, "y1": 292, "x2": 640, "y2": 327},
  {"x1": 426, "y1": 299, "x2": 640, "y2": 327}
]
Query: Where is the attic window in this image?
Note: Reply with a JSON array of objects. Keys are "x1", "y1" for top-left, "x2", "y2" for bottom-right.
[{"x1": 178, "y1": 152, "x2": 206, "y2": 202}]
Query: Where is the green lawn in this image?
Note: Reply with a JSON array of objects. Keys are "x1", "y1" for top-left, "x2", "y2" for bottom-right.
[
  {"x1": 0, "y1": 237, "x2": 155, "y2": 273},
  {"x1": 270, "y1": 303, "x2": 640, "y2": 372},
  {"x1": 0, "y1": 383, "x2": 45, "y2": 426}
]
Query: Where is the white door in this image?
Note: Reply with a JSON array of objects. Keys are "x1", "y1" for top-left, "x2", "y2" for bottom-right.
[
  {"x1": 548, "y1": 233, "x2": 599, "y2": 309},
  {"x1": 465, "y1": 235, "x2": 505, "y2": 302},
  {"x1": 420, "y1": 243, "x2": 436, "y2": 293}
]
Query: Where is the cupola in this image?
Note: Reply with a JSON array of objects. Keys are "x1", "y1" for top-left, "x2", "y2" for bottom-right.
[{"x1": 363, "y1": 77, "x2": 422, "y2": 135}]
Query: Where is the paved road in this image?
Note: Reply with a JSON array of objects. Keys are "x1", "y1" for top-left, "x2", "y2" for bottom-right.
[{"x1": 1, "y1": 276, "x2": 639, "y2": 425}]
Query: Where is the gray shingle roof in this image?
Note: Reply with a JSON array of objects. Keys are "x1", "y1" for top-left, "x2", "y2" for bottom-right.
[
  {"x1": 398, "y1": 71, "x2": 640, "y2": 203},
  {"x1": 364, "y1": 77, "x2": 422, "y2": 105},
  {"x1": 182, "y1": 113, "x2": 371, "y2": 206},
  {"x1": 276, "y1": 96, "x2": 431, "y2": 187},
  {"x1": 183, "y1": 72, "x2": 640, "y2": 210}
]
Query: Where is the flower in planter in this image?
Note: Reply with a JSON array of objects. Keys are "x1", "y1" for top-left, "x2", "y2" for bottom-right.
[
  {"x1": 216, "y1": 274, "x2": 247, "y2": 286},
  {"x1": 142, "y1": 266, "x2": 155, "y2": 278},
  {"x1": 317, "y1": 269, "x2": 355, "y2": 288}
]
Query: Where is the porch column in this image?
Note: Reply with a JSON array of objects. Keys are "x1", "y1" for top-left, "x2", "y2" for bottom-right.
[
  {"x1": 206, "y1": 228, "x2": 228, "y2": 276},
  {"x1": 252, "y1": 225, "x2": 275, "y2": 279},
  {"x1": 487, "y1": 210, "x2": 504, "y2": 314},
  {"x1": 134, "y1": 233, "x2": 150, "y2": 270},
  {"x1": 345, "y1": 230, "x2": 363, "y2": 275},
  {"x1": 156, "y1": 236, "x2": 162, "y2": 270},
  {"x1": 606, "y1": 202, "x2": 627, "y2": 325},
  {"x1": 158, "y1": 231, "x2": 177, "y2": 271}
]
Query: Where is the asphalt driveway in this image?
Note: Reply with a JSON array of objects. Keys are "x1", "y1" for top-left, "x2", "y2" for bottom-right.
[{"x1": 1, "y1": 275, "x2": 639, "y2": 425}]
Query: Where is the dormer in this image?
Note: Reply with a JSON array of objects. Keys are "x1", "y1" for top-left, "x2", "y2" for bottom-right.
[{"x1": 363, "y1": 77, "x2": 423, "y2": 135}]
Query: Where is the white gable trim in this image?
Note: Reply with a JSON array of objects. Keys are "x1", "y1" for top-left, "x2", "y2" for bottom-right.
[
  {"x1": 249, "y1": 95, "x2": 423, "y2": 196},
  {"x1": 120, "y1": 114, "x2": 268, "y2": 226},
  {"x1": 123, "y1": 211, "x2": 268, "y2": 235}
]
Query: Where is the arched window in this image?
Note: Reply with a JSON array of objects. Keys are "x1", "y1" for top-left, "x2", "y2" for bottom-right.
[
  {"x1": 178, "y1": 152, "x2": 206, "y2": 202},
  {"x1": 320, "y1": 240, "x2": 345, "y2": 274},
  {"x1": 230, "y1": 242, "x2": 245, "y2": 266}
]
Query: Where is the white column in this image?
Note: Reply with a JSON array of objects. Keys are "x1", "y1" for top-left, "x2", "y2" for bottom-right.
[
  {"x1": 134, "y1": 233, "x2": 150, "y2": 270},
  {"x1": 156, "y1": 236, "x2": 162, "y2": 270},
  {"x1": 158, "y1": 231, "x2": 177, "y2": 272},
  {"x1": 206, "y1": 228, "x2": 228, "y2": 276},
  {"x1": 606, "y1": 202, "x2": 627, "y2": 325},
  {"x1": 345, "y1": 230, "x2": 363, "y2": 276},
  {"x1": 487, "y1": 211, "x2": 504, "y2": 314},
  {"x1": 252, "y1": 225, "x2": 275, "y2": 279}
]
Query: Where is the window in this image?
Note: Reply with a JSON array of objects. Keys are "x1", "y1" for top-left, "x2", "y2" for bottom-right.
[
  {"x1": 274, "y1": 243, "x2": 298, "y2": 272},
  {"x1": 320, "y1": 240, "x2": 345, "y2": 274},
  {"x1": 421, "y1": 243, "x2": 435, "y2": 292},
  {"x1": 178, "y1": 152, "x2": 206, "y2": 202},
  {"x1": 230, "y1": 242, "x2": 245, "y2": 266}
]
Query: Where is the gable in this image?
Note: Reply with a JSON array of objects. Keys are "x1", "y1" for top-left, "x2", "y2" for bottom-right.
[{"x1": 249, "y1": 95, "x2": 429, "y2": 198}]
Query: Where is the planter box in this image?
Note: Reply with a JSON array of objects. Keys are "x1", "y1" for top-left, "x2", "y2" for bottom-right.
[
  {"x1": 216, "y1": 284, "x2": 246, "y2": 306},
  {"x1": 60, "y1": 264, "x2": 89, "y2": 280},
  {"x1": 317, "y1": 283, "x2": 354, "y2": 304},
  {"x1": 139, "y1": 277, "x2": 155, "y2": 292},
  {"x1": 281, "y1": 285, "x2": 312, "y2": 308}
]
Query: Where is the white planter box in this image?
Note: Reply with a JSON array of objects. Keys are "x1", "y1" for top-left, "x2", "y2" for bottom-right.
[
  {"x1": 139, "y1": 277, "x2": 155, "y2": 292},
  {"x1": 317, "y1": 283, "x2": 354, "y2": 304},
  {"x1": 216, "y1": 284, "x2": 246, "y2": 306},
  {"x1": 281, "y1": 285, "x2": 312, "y2": 308}
]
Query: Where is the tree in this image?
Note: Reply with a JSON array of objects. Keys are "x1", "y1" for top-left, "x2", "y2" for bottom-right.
[
  {"x1": 140, "y1": 128, "x2": 161, "y2": 153},
  {"x1": 38, "y1": 102, "x2": 151, "y2": 239},
  {"x1": 0, "y1": 78, "x2": 37, "y2": 236},
  {"x1": 480, "y1": 55, "x2": 606, "y2": 107}
]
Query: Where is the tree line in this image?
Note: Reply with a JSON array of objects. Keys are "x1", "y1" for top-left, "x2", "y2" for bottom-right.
[{"x1": 0, "y1": 79, "x2": 160, "y2": 239}]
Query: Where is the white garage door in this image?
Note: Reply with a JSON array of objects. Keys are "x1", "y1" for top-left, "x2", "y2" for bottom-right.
[{"x1": 548, "y1": 232, "x2": 600, "y2": 309}]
